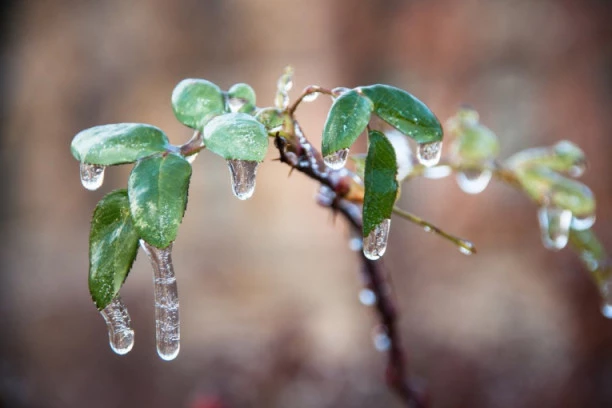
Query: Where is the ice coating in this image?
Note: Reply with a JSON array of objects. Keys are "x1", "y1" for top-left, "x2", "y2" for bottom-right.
[
  {"x1": 416, "y1": 141, "x2": 443, "y2": 167},
  {"x1": 100, "y1": 295, "x2": 135, "y2": 355},
  {"x1": 456, "y1": 169, "x2": 492, "y2": 194},
  {"x1": 80, "y1": 163, "x2": 105, "y2": 190},
  {"x1": 140, "y1": 240, "x2": 180, "y2": 361},
  {"x1": 323, "y1": 148, "x2": 350, "y2": 170},
  {"x1": 363, "y1": 219, "x2": 391, "y2": 260},
  {"x1": 227, "y1": 159, "x2": 259, "y2": 200},
  {"x1": 537, "y1": 207, "x2": 572, "y2": 251}
]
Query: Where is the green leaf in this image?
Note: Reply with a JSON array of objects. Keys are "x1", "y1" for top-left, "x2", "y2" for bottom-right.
[
  {"x1": 321, "y1": 89, "x2": 373, "y2": 158},
  {"x1": 359, "y1": 84, "x2": 443, "y2": 144},
  {"x1": 507, "y1": 141, "x2": 586, "y2": 177},
  {"x1": 448, "y1": 108, "x2": 499, "y2": 165},
  {"x1": 255, "y1": 107, "x2": 284, "y2": 133},
  {"x1": 89, "y1": 189, "x2": 140, "y2": 310},
  {"x1": 71, "y1": 123, "x2": 170, "y2": 165},
  {"x1": 128, "y1": 153, "x2": 192, "y2": 248},
  {"x1": 228, "y1": 83, "x2": 257, "y2": 113},
  {"x1": 172, "y1": 79, "x2": 225, "y2": 130},
  {"x1": 203, "y1": 113, "x2": 269, "y2": 161},
  {"x1": 363, "y1": 130, "x2": 399, "y2": 236}
]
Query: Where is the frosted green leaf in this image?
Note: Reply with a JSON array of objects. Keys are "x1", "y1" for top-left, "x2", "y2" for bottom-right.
[
  {"x1": 172, "y1": 79, "x2": 225, "y2": 130},
  {"x1": 228, "y1": 83, "x2": 256, "y2": 113},
  {"x1": 203, "y1": 113, "x2": 269, "y2": 161}
]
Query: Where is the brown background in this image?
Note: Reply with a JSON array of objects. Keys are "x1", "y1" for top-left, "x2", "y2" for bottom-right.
[{"x1": 1, "y1": 1, "x2": 612, "y2": 407}]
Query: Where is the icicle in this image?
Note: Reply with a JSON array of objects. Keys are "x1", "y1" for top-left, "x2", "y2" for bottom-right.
[
  {"x1": 416, "y1": 141, "x2": 443, "y2": 167},
  {"x1": 570, "y1": 214, "x2": 596, "y2": 231},
  {"x1": 359, "y1": 288, "x2": 376, "y2": 306},
  {"x1": 363, "y1": 219, "x2": 391, "y2": 260},
  {"x1": 100, "y1": 295, "x2": 134, "y2": 355},
  {"x1": 456, "y1": 169, "x2": 492, "y2": 194},
  {"x1": 323, "y1": 148, "x2": 349, "y2": 170},
  {"x1": 537, "y1": 207, "x2": 572, "y2": 251},
  {"x1": 372, "y1": 326, "x2": 391, "y2": 352},
  {"x1": 140, "y1": 240, "x2": 180, "y2": 361},
  {"x1": 80, "y1": 163, "x2": 105, "y2": 191},
  {"x1": 226, "y1": 159, "x2": 258, "y2": 200}
]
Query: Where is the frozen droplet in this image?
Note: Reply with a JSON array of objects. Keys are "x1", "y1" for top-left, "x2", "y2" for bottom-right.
[
  {"x1": 372, "y1": 326, "x2": 391, "y2": 352},
  {"x1": 456, "y1": 169, "x2": 492, "y2": 194},
  {"x1": 416, "y1": 141, "x2": 443, "y2": 167},
  {"x1": 458, "y1": 240, "x2": 476, "y2": 255},
  {"x1": 80, "y1": 163, "x2": 105, "y2": 190},
  {"x1": 537, "y1": 207, "x2": 572, "y2": 251},
  {"x1": 363, "y1": 219, "x2": 391, "y2": 260},
  {"x1": 601, "y1": 304, "x2": 612, "y2": 319},
  {"x1": 423, "y1": 226, "x2": 432, "y2": 232},
  {"x1": 302, "y1": 92, "x2": 319, "y2": 102},
  {"x1": 100, "y1": 296, "x2": 134, "y2": 355},
  {"x1": 601, "y1": 281, "x2": 612, "y2": 319},
  {"x1": 359, "y1": 289, "x2": 376, "y2": 306},
  {"x1": 423, "y1": 165, "x2": 452, "y2": 179},
  {"x1": 140, "y1": 240, "x2": 180, "y2": 361},
  {"x1": 323, "y1": 148, "x2": 349, "y2": 170},
  {"x1": 228, "y1": 97, "x2": 244, "y2": 113},
  {"x1": 332, "y1": 87, "x2": 351, "y2": 95},
  {"x1": 571, "y1": 214, "x2": 596, "y2": 231},
  {"x1": 349, "y1": 236, "x2": 363, "y2": 251},
  {"x1": 185, "y1": 153, "x2": 198, "y2": 164},
  {"x1": 569, "y1": 163, "x2": 585, "y2": 178},
  {"x1": 227, "y1": 160, "x2": 259, "y2": 200}
]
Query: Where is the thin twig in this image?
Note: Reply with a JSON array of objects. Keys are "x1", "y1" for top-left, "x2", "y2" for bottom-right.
[
  {"x1": 288, "y1": 85, "x2": 334, "y2": 115},
  {"x1": 274, "y1": 124, "x2": 427, "y2": 407}
]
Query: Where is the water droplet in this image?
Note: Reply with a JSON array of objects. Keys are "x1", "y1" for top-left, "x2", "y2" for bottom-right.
[
  {"x1": 227, "y1": 160, "x2": 259, "y2": 200},
  {"x1": 302, "y1": 92, "x2": 319, "y2": 102},
  {"x1": 323, "y1": 148, "x2": 349, "y2": 170},
  {"x1": 80, "y1": 163, "x2": 105, "y2": 190},
  {"x1": 537, "y1": 207, "x2": 572, "y2": 251},
  {"x1": 456, "y1": 169, "x2": 492, "y2": 194},
  {"x1": 359, "y1": 289, "x2": 376, "y2": 306},
  {"x1": 416, "y1": 141, "x2": 443, "y2": 167},
  {"x1": 423, "y1": 165, "x2": 452, "y2": 179},
  {"x1": 571, "y1": 214, "x2": 596, "y2": 231},
  {"x1": 228, "y1": 97, "x2": 244, "y2": 113},
  {"x1": 363, "y1": 219, "x2": 391, "y2": 260},
  {"x1": 100, "y1": 296, "x2": 134, "y2": 355},
  {"x1": 140, "y1": 240, "x2": 180, "y2": 361},
  {"x1": 372, "y1": 326, "x2": 391, "y2": 352}
]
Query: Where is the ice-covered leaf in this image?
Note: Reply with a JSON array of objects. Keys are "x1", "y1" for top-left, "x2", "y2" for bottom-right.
[
  {"x1": 89, "y1": 189, "x2": 140, "y2": 310},
  {"x1": 128, "y1": 154, "x2": 192, "y2": 248},
  {"x1": 172, "y1": 79, "x2": 225, "y2": 130},
  {"x1": 363, "y1": 130, "x2": 399, "y2": 237},
  {"x1": 507, "y1": 141, "x2": 586, "y2": 177},
  {"x1": 321, "y1": 89, "x2": 373, "y2": 159},
  {"x1": 203, "y1": 113, "x2": 269, "y2": 161},
  {"x1": 359, "y1": 84, "x2": 443, "y2": 144},
  {"x1": 71, "y1": 123, "x2": 170, "y2": 166},
  {"x1": 448, "y1": 108, "x2": 499, "y2": 165},
  {"x1": 255, "y1": 107, "x2": 284, "y2": 133}
]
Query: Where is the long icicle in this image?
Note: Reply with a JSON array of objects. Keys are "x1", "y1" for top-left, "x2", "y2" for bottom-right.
[
  {"x1": 100, "y1": 295, "x2": 134, "y2": 355},
  {"x1": 140, "y1": 240, "x2": 180, "y2": 361}
]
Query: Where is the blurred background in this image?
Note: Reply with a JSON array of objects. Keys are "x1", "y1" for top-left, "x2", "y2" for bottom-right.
[{"x1": 1, "y1": 0, "x2": 612, "y2": 407}]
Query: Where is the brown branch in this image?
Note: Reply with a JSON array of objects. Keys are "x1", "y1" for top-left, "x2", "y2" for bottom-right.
[{"x1": 274, "y1": 128, "x2": 428, "y2": 408}]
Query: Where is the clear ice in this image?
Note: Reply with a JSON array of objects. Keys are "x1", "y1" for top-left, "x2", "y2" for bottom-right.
[
  {"x1": 570, "y1": 214, "x2": 596, "y2": 231},
  {"x1": 359, "y1": 288, "x2": 377, "y2": 306},
  {"x1": 372, "y1": 327, "x2": 391, "y2": 352},
  {"x1": 456, "y1": 169, "x2": 492, "y2": 194},
  {"x1": 140, "y1": 240, "x2": 180, "y2": 361},
  {"x1": 323, "y1": 148, "x2": 349, "y2": 170},
  {"x1": 80, "y1": 163, "x2": 105, "y2": 191},
  {"x1": 416, "y1": 141, "x2": 443, "y2": 167},
  {"x1": 458, "y1": 240, "x2": 476, "y2": 255},
  {"x1": 302, "y1": 92, "x2": 319, "y2": 102},
  {"x1": 537, "y1": 207, "x2": 572, "y2": 251},
  {"x1": 363, "y1": 219, "x2": 391, "y2": 260},
  {"x1": 227, "y1": 160, "x2": 259, "y2": 200},
  {"x1": 100, "y1": 295, "x2": 135, "y2": 355}
]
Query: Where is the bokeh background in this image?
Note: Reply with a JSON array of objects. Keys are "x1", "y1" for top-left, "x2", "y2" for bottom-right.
[{"x1": 1, "y1": 1, "x2": 612, "y2": 407}]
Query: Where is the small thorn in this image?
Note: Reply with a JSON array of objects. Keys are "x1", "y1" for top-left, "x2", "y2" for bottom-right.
[{"x1": 288, "y1": 167, "x2": 295, "y2": 177}]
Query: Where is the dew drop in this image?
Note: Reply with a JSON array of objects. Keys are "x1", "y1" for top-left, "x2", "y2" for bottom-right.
[
  {"x1": 323, "y1": 148, "x2": 349, "y2": 170},
  {"x1": 302, "y1": 92, "x2": 319, "y2": 102},
  {"x1": 80, "y1": 163, "x2": 105, "y2": 191},
  {"x1": 363, "y1": 219, "x2": 391, "y2": 260},
  {"x1": 416, "y1": 141, "x2": 443, "y2": 167},
  {"x1": 372, "y1": 326, "x2": 391, "y2": 352},
  {"x1": 140, "y1": 240, "x2": 180, "y2": 361},
  {"x1": 100, "y1": 295, "x2": 134, "y2": 355},
  {"x1": 359, "y1": 289, "x2": 377, "y2": 306},
  {"x1": 537, "y1": 207, "x2": 572, "y2": 251},
  {"x1": 571, "y1": 214, "x2": 596, "y2": 231},
  {"x1": 456, "y1": 169, "x2": 492, "y2": 194},
  {"x1": 227, "y1": 160, "x2": 259, "y2": 200}
]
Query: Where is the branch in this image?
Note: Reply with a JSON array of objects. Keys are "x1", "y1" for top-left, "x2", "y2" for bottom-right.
[{"x1": 274, "y1": 127, "x2": 428, "y2": 408}]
